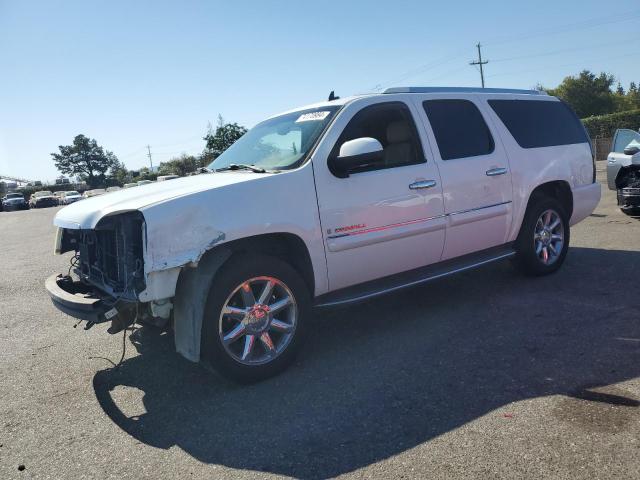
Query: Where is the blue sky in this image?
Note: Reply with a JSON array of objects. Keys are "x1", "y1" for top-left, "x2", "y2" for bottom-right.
[{"x1": 1, "y1": 0, "x2": 639, "y2": 181}]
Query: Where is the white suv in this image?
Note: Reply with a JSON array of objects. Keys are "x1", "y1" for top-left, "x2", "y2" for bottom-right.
[{"x1": 47, "y1": 87, "x2": 601, "y2": 382}]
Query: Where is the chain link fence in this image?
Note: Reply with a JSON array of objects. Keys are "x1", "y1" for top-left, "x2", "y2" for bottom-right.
[{"x1": 591, "y1": 137, "x2": 612, "y2": 161}]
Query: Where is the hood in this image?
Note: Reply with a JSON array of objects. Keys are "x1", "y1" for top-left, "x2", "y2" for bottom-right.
[
  {"x1": 4, "y1": 197, "x2": 25, "y2": 203},
  {"x1": 54, "y1": 172, "x2": 271, "y2": 229}
]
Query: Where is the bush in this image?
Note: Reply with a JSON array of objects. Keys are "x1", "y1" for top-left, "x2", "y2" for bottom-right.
[{"x1": 582, "y1": 109, "x2": 640, "y2": 138}]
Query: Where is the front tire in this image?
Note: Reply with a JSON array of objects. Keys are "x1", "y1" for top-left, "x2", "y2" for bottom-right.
[
  {"x1": 513, "y1": 195, "x2": 570, "y2": 276},
  {"x1": 201, "y1": 254, "x2": 310, "y2": 383}
]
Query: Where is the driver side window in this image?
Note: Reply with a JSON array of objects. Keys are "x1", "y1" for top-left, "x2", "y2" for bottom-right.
[{"x1": 331, "y1": 102, "x2": 425, "y2": 175}]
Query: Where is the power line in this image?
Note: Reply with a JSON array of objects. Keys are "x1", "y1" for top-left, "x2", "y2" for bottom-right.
[
  {"x1": 486, "y1": 51, "x2": 639, "y2": 80},
  {"x1": 151, "y1": 135, "x2": 204, "y2": 149},
  {"x1": 483, "y1": 9, "x2": 640, "y2": 46},
  {"x1": 368, "y1": 49, "x2": 468, "y2": 92},
  {"x1": 469, "y1": 43, "x2": 488, "y2": 88},
  {"x1": 491, "y1": 36, "x2": 640, "y2": 64},
  {"x1": 365, "y1": 9, "x2": 640, "y2": 92}
]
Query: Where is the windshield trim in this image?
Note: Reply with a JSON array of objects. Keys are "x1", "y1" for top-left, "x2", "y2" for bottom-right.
[{"x1": 287, "y1": 104, "x2": 345, "y2": 171}]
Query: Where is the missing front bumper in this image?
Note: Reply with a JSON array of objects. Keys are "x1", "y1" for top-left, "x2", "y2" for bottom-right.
[{"x1": 45, "y1": 274, "x2": 135, "y2": 332}]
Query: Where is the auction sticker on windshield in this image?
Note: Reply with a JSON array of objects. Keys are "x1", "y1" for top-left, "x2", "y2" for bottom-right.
[{"x1": 296, "y1": 111, "x2": 331, "y2": 123}]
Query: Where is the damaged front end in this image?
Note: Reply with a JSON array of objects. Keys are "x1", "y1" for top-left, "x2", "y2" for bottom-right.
[
  {"x1": 47, "y1": 212, "x2": 147, "y2": 333},
  {"x1": 615, "y1": 166, "x2": 640, "y2": 212}
]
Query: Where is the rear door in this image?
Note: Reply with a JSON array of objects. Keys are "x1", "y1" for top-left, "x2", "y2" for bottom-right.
[{"x1": 416, "y1": 97, "x2": 513, "y2": 260}]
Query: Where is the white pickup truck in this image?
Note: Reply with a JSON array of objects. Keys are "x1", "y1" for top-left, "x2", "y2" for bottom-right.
[{"x1": 47, "y1": 87, "x2": 601, "y2": 382}]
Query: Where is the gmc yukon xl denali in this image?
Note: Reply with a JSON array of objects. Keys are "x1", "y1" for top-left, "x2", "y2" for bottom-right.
[{"x1": 47, "y1": 87, "x2": 601, "y2": 382}]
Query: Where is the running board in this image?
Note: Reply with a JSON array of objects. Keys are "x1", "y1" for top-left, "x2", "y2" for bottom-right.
[{"x1": 314, "y1": 244, "x2": 515, "y2": 308}]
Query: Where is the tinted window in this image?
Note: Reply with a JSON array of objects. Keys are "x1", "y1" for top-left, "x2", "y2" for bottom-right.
[
  {"x1": 331, "y1": 102, "x2": 424, "y2": 175},
  {"x1": 422, "y1": 100, "x2": 495, "y2": 160},
  {"x1": 489, "y1": 100, "x2": 588, "y2": 149}
]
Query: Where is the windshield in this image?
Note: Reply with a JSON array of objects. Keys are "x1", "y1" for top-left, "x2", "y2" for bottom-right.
[
  {"x1": 34, "y1": 191, "x2": 53, "y2": 197},
  {"x1": 6, "y1": 193, "x2": 22, "y2": 199},
  {"x1": 66, "y1": 191, "x2": 80, "y2": 196},
  {"x1": 209, "y1": 106, "x2": 340, "y2": 172}
]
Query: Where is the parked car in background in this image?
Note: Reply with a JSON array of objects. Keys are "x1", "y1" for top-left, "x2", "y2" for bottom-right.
[
  {"x1": 606, "y1": 128, "x2": 640, "y2": 215},
  {"x1": 157, "y1": 175, "x2": 179, "y2": 181},
  {"x1": 136, "y1": 180, "x2": 153, "y2": 186},
  {"x1": 61, "y1": 191, "x2": 82, "y2": 205},
  {"x1": 106, "y1": 186, "x2": 121, "y2": 193},
  {"x1": 83, "y1": 189, "x2": 106, "y2": 199},
  {"x1": 47, "y1": 87, "x2": 600, "y2": 383},
  {"x1": 29, "y1": 191, "x2": 58, "y2": 208},
  {"x1": 54, "y1": 191, "x2": 66, "y2": 205},
  {"x1": 2, "y1": 192, "x2": 29, "y2": 211},
  {"x1": 123, "y1": 183, "x2": 137, "y2": 188}
]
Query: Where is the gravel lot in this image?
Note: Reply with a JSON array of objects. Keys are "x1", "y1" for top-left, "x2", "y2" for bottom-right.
[{"x1": 1, "y1": 169, "x2": 639, "y2": 479}]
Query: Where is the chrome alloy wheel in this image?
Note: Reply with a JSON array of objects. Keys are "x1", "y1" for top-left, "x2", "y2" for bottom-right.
[
  {"x1": 534, "y1": 209, "x2": 564, "y2": 265},
  {"x1": 218, "y1": 276, "x2": 297, "y2": 366}
]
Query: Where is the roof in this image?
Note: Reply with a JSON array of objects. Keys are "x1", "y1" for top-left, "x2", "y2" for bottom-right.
[
  {"x1": 266, "y1": 86, "x2": 548, "y2": 122},
  {"x1": 266, "y1": 95, "x2": 365, "y2": 120}
]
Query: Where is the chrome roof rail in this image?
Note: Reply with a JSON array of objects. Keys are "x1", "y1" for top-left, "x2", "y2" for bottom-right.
[{"x1": 383, "y1": 86, "x2": 546, "y2": 95}]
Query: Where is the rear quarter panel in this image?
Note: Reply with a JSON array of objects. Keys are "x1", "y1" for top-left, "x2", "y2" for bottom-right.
[{"x1": 482, "y1": 96, "x2": 595, "y2": 240}]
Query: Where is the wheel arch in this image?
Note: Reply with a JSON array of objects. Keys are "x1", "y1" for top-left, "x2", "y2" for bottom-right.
[
  {"x1": 172, "y1": 232, "x2": 315, "y2": 363},
  {"x1": 525, "y1": 180, "x2": 573, "y2": 220}
]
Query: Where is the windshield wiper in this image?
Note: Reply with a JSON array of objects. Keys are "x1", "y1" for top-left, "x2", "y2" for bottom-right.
[{"x1": 214, "y1": 163, "x2": 267, "y2": 173}]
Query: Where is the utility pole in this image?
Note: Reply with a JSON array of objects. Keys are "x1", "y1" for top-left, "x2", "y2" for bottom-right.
[
  {"x1": 469, "y1": 43, "x2": 488, "y2": 88},
  {"x1": 146, "y1": 145, "x2": 153, "y2": 170}
]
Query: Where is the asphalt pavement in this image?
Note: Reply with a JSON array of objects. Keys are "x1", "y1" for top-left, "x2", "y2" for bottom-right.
[{"x1": 1, "y1": 169, "x2": 639, "y2": 479}]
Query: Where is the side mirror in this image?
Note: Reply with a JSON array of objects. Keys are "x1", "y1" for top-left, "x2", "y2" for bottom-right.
[
  {"x1": 328, "y1": 137, "x2": 383, "y2": 178},
  {"x1": 624, "y1": 145, "x2": 640, "y2": 156}
]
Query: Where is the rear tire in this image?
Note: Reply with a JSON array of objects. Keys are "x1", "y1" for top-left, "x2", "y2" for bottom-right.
[
  {"x1": 201, "y1": 253, "x2": 310, "y2": 383},
  {"x1": 513, "y1": 194, "x2": 570, "y2": 276}
]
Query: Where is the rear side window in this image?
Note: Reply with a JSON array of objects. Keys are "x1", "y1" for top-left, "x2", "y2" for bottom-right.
[
  {"x1": 422, "y1": 100, "x2": 495, "y2": 160},
  {"x1": 489, "y1": 100, "x2": 588, "y2": 149}
]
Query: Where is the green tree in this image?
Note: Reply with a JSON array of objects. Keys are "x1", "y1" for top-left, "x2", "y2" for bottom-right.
[
  {"x1": 158, "y1": 154, "x2": 199, "y2": 176},
  {"x1": 51, "y1": 134, "x2": 119, "y2": 187},
  {"x1": 547, "y1": 70, "x2": 616, "y2": 118},
  {"x1": 627, "y1": 82, "x2": 640, "y2": 110},
  {"x1": 203, "y1": 115, "x2": 247, "y2": 161},
  {"x1": 108, "y1": 160, "x2": 131, "y2": 186},
  {"x1": 133, "y1": 167, "x2": 158, "y2": 182}
]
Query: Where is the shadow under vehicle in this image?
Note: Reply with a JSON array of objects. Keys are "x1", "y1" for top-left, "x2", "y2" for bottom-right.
[{"x1": 93, "y1": 246, "x2": 640, "y2": 479}]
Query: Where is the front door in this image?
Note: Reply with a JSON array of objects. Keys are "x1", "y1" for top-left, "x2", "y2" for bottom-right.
[
  {"x1": 312, "y1": 99, "x2": 446, "y2": 291},
  {"x1": 607, "y1": 128, "x2": 640, "y2": 190},
  {"x1": 417, "y1": 97, "x2": 513, "y2": 260}
]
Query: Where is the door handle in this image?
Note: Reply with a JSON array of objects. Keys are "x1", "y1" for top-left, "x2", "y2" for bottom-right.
[
  {"x1": 486, "y1": 167, "x2": 508, "y2": 177},
  {"x1": 409, "y1": 180, "x2": 437, "y2": 190}
]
